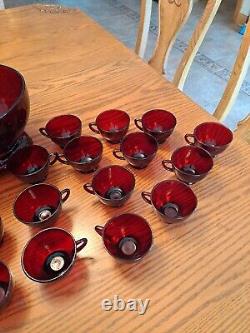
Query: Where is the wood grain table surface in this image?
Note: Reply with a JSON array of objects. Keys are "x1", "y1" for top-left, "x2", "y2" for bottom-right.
[{"x1": 0, "y1": 4, "x2": 249, "y2": 333}]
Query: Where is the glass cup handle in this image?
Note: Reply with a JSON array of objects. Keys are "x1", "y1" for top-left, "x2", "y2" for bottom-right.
[
  {"x1": 76, "y1": 238, "x2": 88, "y2": 252},
  {"x1": 83, "y1": 183, "x2": 95, "y2": 195},
  {"x1": 113, "y1": 149, "x2": 125, "y2": 160},
  {"x1": 89, "y1": 122, "x2": 100, "y2": 134},
  {"x1": 61, "y1": 189, "x2": 71, "y2": 203},
  {"x1": 141, "y1": 192, "x2": 152, "y2": 205},
  {"x1": 39, "y1": 128, "x2": 49, "y2": 137},
  {"x1": 57, "y1": 153, "x2": 69, "y2": 165},
  {"x1": 95, "y1": 225, "x2": 104, "y2": 237},
  {"x1": 162, "y1": 160, "x2": 175, "y2": 172},
  {"x1": 185, "y1": 133, "x2": 195, "y2": 145},
  {"x1": 134, "y1": 118, "x2": 143, "y2": 131},
  {"x1": 49, "y1": 152, "x2": 58, "y2": 165}
]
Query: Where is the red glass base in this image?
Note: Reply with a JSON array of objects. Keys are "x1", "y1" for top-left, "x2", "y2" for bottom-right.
[{"x1": 0, "y1": 132, "x2": 32, "y2": 171}]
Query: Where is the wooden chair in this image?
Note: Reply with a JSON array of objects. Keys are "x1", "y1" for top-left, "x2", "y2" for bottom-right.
[
  {"x1": 213, "y1": 20, "x2": 250, "y2": 122},
  {"x1": 136, "y1": 0, "x2": 222, "y2": 89}
]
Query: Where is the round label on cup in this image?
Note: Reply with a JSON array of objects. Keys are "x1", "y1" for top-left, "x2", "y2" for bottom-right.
[
  {"x1": 34, "y1": 206, "x2": 54, "y2": 222},
  {"x1": 133, "y1": 152, "x2": 147, "y2": 159},
  {"x1": 162, "y1": 202, "x2": 179, "y2": 219},
  {"x1": 181, "y1": 164, "x2": 198, "y2": 175},
  {"x1": 105, "y1": 187, "x2": 124, "y2": 200},
  {"x1": 44, "y1": 251, "x2": 70, "y2": 275},
  {"x1": 119, "y1": 237, "x2": 137, "y2": 256}
]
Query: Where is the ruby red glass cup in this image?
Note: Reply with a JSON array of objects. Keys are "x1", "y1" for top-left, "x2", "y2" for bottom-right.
[
  {"x1": 0, "y1": 261, "x2": 13, "y2": 309},
  {"x1": 83, "y1": 165, "x2": 135, "y2": 207},
  {"x1": 21, "y1": 228, "x2": 88, "y2": 283},
  {"x1": 89, "y1": 109, "x2": 130, "y2": 143},
  {"x1": 162, "y1": 145, "x2": 213, "y2": 185},
  {"x1": 14, "y1": 183, "x2": 70, "y2": 227},
  {"x1": 57, "y1": 136, "x2": 103, "y2": 173},
  {"x1": 39, "y1": 114, "x2": 82, "y2": 148},
  {"x1": 113, "y1": 132, "x2": 158, "y2": 169},
  {"x1": 95, "y1": 213, "x2": 152, "y2": 260},
  {"x1": 6, "y1": 145, "x2": 57, "y2": 184},
  {"x1": 185, "y1": 122, "x2": 233, "y2": 156},
  {"x1": 141, "y1": 180, "x2": 197, "y2": 223},
  {"x1": 0, "y1": 64, "x2": 30, "y2": 160},
  {"x1": 134, "y1": 109, "x2": 176, "y2": 144}
]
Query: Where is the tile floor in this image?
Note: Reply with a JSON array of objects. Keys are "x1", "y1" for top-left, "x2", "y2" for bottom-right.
[{"x1": 3, "y1": 0, "x2": 250, "y2": 130}]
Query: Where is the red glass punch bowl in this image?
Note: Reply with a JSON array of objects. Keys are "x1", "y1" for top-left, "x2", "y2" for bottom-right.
[{"x1": 0, "y1": 64, "x2": 30, "y2": 164}]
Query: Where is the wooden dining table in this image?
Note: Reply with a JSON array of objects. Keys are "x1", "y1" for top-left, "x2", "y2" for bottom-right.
[{"x1": 0, "y1": 4, "x2": 249, "y2": 333}]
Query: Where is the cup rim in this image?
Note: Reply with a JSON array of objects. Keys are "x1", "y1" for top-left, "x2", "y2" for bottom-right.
[
  {"x1": 193, "y1": 122, "x2": 233, "y2": 147},
  {"x1": 63, "y1": 135, "x2": 103, "y2": 165},
  {"x1": 102, "y1": 213, "x2": 153, "y2": 261},
  {"x1": 150, "y1": 180, "x2": 198, "y2": 219},
  {"x1": 45, "y1": 114, "x2": 82, "y2": 139},
  {"x1": 0, "y1": 261, "x2": 13, "y2": 307},
  {"x1": 91, "y1": 165, "x2": 136, "y2": 200},
  {"x1": 13, "y1": 183, "x2": 62, "y2": 225},
  {"x1": 0, "y1": 64, "x2": 26, "y2": 120},
  {"x1": 141, "y1": 109, "x2": 177, "y2": 133},
  {"x1": 21, "y1": 227, "x2": 78, "y2": 283},
  {"x1": 95, "y1": 109, "x2": 130, "y2": 133},
  {"x1": 120, "y1": 132, "x2": 158, "y2": 160},
  {"x1": 7, "y1": 145, "x2": 50, "y2": 177},
  {"x1": 170, "y1": 145, "x2": 214, "y2": 177}
]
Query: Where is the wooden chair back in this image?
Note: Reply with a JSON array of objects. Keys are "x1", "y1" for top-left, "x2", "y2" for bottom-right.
[
  {"x1": 213, "y1": 20, "x2": 250, "y2": 122},
  {"x1": 136, "y1": 0, "x2": 222, "y2": 89}
]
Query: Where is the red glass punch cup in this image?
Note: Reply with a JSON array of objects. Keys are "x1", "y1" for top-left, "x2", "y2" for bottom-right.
[
  {"x1": 83, "y1": 165, "x2": 135, "y2": 207},
  {"x1": 162, "y1": 146, "x2": 213, "y2": 185},
  {"x1": 89, "y1": 109, "x2": 130, "y2": 143},
  {"x1": 95, "y1": 213, "x2": 152, "y2": 260},
  {"x1": 57, "y1": 136, "x2": 103, "y2": 173},
  {"x1": 39, "y1": 114, "x2": 82, "y2": 148},
  {"x1": 0, "y1": 64, "x2": 31, "y2": 170},
  {"x1": 21, "y1": 228, "x2": 87, "y2": 283},
  {"x1": 185, "y1": 122, "x2": 233, "y2": 156},
  {"x1": 14, "y1": 183, "x2": 70, "y2": 227},
  {"x1": 0, "y1": 262, "x2": 13, "y2": 309},
  {"x1": 113, "y1": 132, "x2": 158, "y2": 169},
  {"x1": 6, "y1": 145, "x2": 57, "y2": 184},
  {"x1": 134, "y1": 109, "x2": 176, "y2": 144},
  {"x1": 141, "y1": 180, "x2": 197, "y2": 223}
]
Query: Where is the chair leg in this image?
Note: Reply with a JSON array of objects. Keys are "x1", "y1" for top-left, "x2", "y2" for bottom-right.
[
  {"x1": 213, "y1": 21, "x2": 250, "y2": 121},
  {"x1": 135, "y1": 0, "x2": 153, "y2": 58},
  {"x1": 236, "y1": 115, "x2": 250, "y2": 144},
  {"x1": 0, "y1": 0, "x2": 5, "y2": 10}
]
